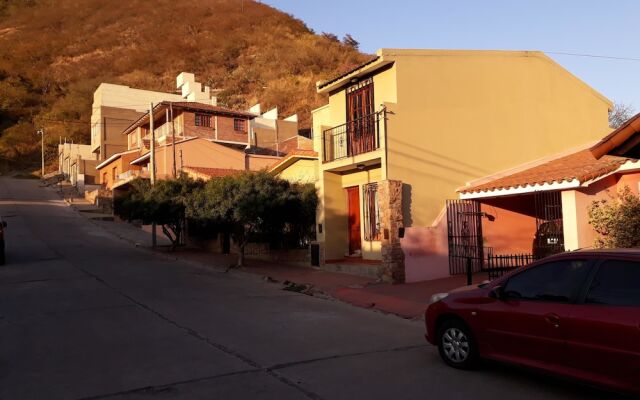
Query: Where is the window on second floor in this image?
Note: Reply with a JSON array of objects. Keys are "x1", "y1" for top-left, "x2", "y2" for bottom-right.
[
  {"x1": 195, "y1": 114, "x2": 212, "y2": 128},
  {"x1": 234, "y1": 118, "x2": 247, "y2": 132}
]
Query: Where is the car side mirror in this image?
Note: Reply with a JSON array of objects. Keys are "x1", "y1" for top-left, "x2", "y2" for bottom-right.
[{"x1": 489, "y1": 286, "x2": 503, "y2": 300}]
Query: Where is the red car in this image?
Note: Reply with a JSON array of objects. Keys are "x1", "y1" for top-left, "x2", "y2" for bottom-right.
[{"x1": 425, "y1": 250, "x2": 640, "y2": 396}]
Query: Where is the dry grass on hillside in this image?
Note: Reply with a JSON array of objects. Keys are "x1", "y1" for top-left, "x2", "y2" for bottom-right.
[{"x1": 0, "y1": 0, "x2": 369, "y2": 167}]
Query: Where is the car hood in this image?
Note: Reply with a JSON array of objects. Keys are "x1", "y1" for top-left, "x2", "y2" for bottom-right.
[{"x1": 450, "y1": 284, "x2": 485, "y2": 294}]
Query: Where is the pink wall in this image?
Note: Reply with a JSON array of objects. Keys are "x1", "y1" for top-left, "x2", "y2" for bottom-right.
[
  {"x1": 617, "y1": 172, "x2": 640, "y2": 194},
  {"x1": 401, "y1": 195, "x2": 538, "y2": 282},
  {"x1": 401, "y1": 216, "x2": 451, "y2": 282},
  {"x1": 481, "y1": 196, "x2": 537, "y2": 254}
]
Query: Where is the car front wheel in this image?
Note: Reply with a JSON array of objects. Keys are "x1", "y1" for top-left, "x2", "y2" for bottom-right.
[{"x1": 437, "y1": 319, "x2": 478, "y2": 369}]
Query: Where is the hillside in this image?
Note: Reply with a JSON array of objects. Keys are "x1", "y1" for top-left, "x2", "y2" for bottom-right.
[{"x1": 0, "y1": 0, "x2": 368, "y2": 167}]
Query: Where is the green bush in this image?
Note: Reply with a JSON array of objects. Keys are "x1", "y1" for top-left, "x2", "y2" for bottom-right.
[
  {"x1": 588, "y1": 186, "x2": 640, "y2": 248},
  {"x1": 116, "y1": 172, "x2": 318, "y2": 263},
  {"x1": 187, "y1": 171, "x2": 318, "y2": 267},
  {"x1": 114, "y1": 175, "x2": 203, "y2": 248}
]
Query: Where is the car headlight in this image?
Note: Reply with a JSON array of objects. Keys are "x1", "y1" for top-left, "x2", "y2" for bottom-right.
[{"x1": 430, "y1": 292, "x2": 449, "y2": 304}]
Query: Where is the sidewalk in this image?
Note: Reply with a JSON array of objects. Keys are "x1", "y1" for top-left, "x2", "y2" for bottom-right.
[
  {"x1": 54, "y1": 183, "x2": 485, "y2": 319},
  {"x1": 149, "y1": 239, "x2": 487, "y2": 319},
  {"x1": 153, "y1": 247, "x2": 487, "y2": 319}
]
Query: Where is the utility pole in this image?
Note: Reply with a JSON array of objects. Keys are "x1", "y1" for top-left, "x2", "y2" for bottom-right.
[
  {"x1": 149, "y1": 103, "x2": 156, "y2": 185},
  {"x1": 164, "y1": 108, "x2": 168, "y2": 177},
  {"x1": 171, "y1": 102, "x2": 176, "y2": 178},
  {"x1": 149, "y1": 103, "x2": 157, "y2": 247},
  {"x1": 36, "y1": 129, "x2": 44, "y2": 177}
]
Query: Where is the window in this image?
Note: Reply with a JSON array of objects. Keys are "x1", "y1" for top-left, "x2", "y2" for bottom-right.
[
  {"x1": 502, "y1": 259, "x2": 590, "y2": 303},
  {"x1": 346, "y1": 77, "x2": 374, "y2": 122},
  {"x1": 586, "y1": 259, "x2": 640, "y2": 306},
  {"x1": 363, "y1": 183, "x2": 380, "y2": 241},
  {"x1": 195, "y1": 114, "x2": 212, "y2": 128},
  {"x1": 234, "y1": 118, "x2": 246, "y2": 132},
  {"x1": 111, "y1": 167, "x2": 117, "y2": 181}
]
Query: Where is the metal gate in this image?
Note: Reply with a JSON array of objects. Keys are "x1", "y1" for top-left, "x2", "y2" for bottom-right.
[
  {"x1": 446, "y1": 200, "x2": 485, "y2": 275},
  {"x1": 533, "y1": 191, "x2": 564, "y2": 258}
]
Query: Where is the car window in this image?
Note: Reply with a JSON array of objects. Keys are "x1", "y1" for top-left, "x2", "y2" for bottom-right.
[
  {"x1": 503, "y1": 259, "x2": 590, "y2": 303},
  {"x1": 586, "y1": 259, "x2": 640, "y2": 306}
]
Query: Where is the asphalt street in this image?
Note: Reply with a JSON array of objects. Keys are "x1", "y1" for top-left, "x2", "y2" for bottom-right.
[{"x1": 0, "y1": 177, "x2": 626, "y2": 399}]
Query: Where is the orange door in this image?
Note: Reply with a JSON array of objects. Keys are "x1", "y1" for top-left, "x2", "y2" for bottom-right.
[{"x1": 347, "y1": 186, "x2": 362, "y2": 255}]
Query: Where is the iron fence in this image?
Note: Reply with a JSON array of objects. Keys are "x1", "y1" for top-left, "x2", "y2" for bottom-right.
[
  {"x1": 485, "y1": 251, "x2": 540, "y2": 280},
  {"x1": 446, "y1": 200, "x2": 485, "y2": 275}
]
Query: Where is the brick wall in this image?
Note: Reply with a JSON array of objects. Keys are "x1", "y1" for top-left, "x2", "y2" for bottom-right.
[
  {"x1": 216, "y1": 115, "x2": 250, "y2": 144},
  {"x1": 182, "y1": 111, "x2": 216, "y2": 140}
]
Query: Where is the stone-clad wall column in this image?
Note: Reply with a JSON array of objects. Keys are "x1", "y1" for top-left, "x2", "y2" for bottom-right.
[{"x1": 378, "y1": 179, "x2": 405, "y2": 283}]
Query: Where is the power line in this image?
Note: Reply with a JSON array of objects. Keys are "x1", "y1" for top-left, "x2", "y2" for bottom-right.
[{"x1": 545, "y1": 51, "x2": 640, "y2": 62}]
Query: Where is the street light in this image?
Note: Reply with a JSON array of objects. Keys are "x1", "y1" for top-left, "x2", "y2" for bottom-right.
[{"x1": 36, "y1": 129, "x2": 44, "y2": 177}]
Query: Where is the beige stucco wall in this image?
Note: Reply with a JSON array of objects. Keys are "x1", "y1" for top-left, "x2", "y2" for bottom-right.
[
  {"x1": 386, "y1": 49, "x2": 611, "y2": 228},
  {"x1": 319, "y1": 171, "x2": 348, "y2": 260},
  {"x1": 155, "y1": 138, "x2": 246, "y2": 179},
  {"x1": 91, "y1": 83, "x2": 183, "y2": 156},
  {"x1": 277, "y1": 159, "x2": 319, "y2": 184}
]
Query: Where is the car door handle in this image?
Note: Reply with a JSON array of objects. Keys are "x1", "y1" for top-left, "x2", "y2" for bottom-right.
[{"x1": 545, "y1": 313, "x2": 560, "y2": 328}]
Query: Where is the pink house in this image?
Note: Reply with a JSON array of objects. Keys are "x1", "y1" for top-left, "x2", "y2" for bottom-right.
[{"x1": 452, "y1": 113, "x2": 640, "y2": 277}]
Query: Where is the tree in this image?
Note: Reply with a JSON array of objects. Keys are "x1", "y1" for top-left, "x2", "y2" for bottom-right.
[
  {"x1": 321, "y1": 32, "x2": 339, "y2": 42},
  {"x1": 284, "y1": 182, "x2": 319, "y2": 248},
  {"x1": 342, "y1": 34, "x2": 359, "y2": 50},
  {"x1": 588, "y1": 186, "x2": 640, "y2": 248},
  {"x1": 187, "y1": 171, "x2": 318, "y2": 268},
  {"x1": 609, "y1": 101, "x2": 636, "y2": 129},
  {"x1": 114, "y1": 175, "x2": 202, "y2": 249}
]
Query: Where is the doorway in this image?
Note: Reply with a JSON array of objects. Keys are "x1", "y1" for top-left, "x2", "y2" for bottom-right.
[
  {"x1": 346, "y1": 78, "x2": 375, "y2": 156},
  {"x1": 346, "y1": 186, "x2": 362, "y2": 256}
]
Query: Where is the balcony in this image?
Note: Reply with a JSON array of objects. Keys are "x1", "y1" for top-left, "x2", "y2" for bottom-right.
[
  {"x1": 117, "y1": 169, "x2": 142, "y2": 181},
  {"x1": 114, "y1": 169, "x2": 149, "y2": 189},
  {"x1": 322, "y1": 111, "x2": 383, "y2": 163}
]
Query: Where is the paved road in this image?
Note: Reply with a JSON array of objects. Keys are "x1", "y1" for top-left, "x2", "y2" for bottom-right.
[{"x1": 0, "y1": 178, "x2": 626, "y2": 400}]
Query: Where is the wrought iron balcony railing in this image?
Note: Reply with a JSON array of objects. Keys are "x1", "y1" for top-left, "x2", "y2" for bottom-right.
[{"x1": 322, "y1": 110, "x2": 383, "y2": 162}]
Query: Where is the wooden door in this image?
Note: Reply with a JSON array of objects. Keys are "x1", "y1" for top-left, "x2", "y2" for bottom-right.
[
  {"x1": 346, "y1": 79, "x2": 375, "y2": 156},
  {"x1": 346, "y1": 186, "x2": 362, "y2": 256}
]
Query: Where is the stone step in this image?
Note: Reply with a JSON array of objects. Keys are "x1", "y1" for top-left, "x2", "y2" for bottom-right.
[{"x1": 321, "y1": 261, "x2": 382, "y2": 279}]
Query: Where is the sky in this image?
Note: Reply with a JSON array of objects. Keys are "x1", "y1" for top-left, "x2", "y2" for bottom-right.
[{"x1": 262, "y1": 0, "x2": 640, "y2": 111}]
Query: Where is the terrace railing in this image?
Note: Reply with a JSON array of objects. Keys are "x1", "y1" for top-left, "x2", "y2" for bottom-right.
[{"x1": 322, "y1": 110, "x2": 382, "y2": 162}]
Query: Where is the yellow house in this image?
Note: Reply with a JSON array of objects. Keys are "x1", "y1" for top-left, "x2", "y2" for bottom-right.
[
  {"x1": 270, "y1": 150, "x2": 319, "y2": 184},
  {"x1": 312, "y1": 49, "x2": 612, "y2": 283}
]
